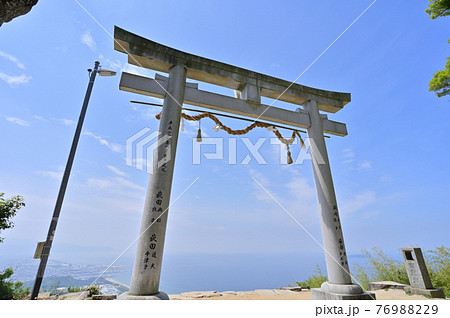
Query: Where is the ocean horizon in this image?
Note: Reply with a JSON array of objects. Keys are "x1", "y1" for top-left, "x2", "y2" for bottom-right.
[
  {"x1": 3, "y1": 250, "x2": 403, "y2": 295},
  {"x1": 107, "y1": 251, "x2": 370, "y2": 294}
]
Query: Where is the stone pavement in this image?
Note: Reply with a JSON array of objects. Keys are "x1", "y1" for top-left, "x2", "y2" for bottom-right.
[
  {"x1": 169, "y1": 288, "x2": 308, "y2": 300},
  {"x1": 169, "y1": 288, "x2": 443, "y2": 300},
  {"x1": 35, "y1": 285, "x2": 446, "y2": 300}
]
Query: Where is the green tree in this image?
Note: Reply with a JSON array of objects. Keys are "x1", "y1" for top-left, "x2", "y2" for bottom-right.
[
  {"x1": 0, "y1": 192, "x2": 27, "y2": 299},
  {"x1": 429, "y1": 56, "x2": 450, "y2": 97},
  {"x1": 426, "y1": 0, "x2": 450, "y2": 97},
  {"x1": 425, "y1": 0, "x2": 450, "y2": 19},
  {"x1": 0, "y1": 267, "x2": 30, "y2": 300},
  {"x1": 0, "y1": 192, "x2": 25, "y2": 243}
]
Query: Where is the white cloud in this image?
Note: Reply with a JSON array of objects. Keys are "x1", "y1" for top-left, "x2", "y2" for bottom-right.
[
  {"x1": 130, "y1": 101, "x2": 163, "y2": 120},
  {"x1": 122, "y1": 64, "x2": 152, "y2": 77},
  {"x1": 282, "y1": 175, "x2": 317, "y2": 224},
  {"x1": 342, "y1": 147, "x2": 355, "y2": 164},
  {"x1": 86, "y1": 176, "x2": 145, "y2": 194},
  {"x1": 36, "y1": 170, "x2": 63, "y2": 180},
  {"x1": 363, "y1": 210, "x2": 381, "y2": 218},
  {"x1": 0, "y1": 50, "x2": 25, "y2": 69},
  {"x1": 358, "y1": 160, "x2": 372, "y2": 169},
  {"x1": 107, "y1": 165, "x2": 127, "y2": 177},
  {"x1": 53, "y1": 118, "x2": 76, "y2": 127},
  {"x1": 5, "y1": 116, "x2": 29, "y2": 126},
  {"x1": 83, "y1": 131, "x2": 123, "y2": 153},
  {"x1": 104, "y1": 58, "x2": 152, "y2": 77},
  {"x1": 245, "y1": 169, "x2": 319, "y2": 233},
  {"x1": 380, "y1": 174, "x2": 393, "y2": 183},
  {"x1": 102, "y1": 58, "x2": 165, "y2": 123},
  {"x1": 55, "y1": 45, "x2": 68, "y2": 53},
  {"x1": 33, "y1": 115, "x2": 46, "y2": 121},
  {"x1": 0, "y1": 72, "x2": 32, "y2": 86},
  {"x1": 342, "y1": 148, "x2": 371, "y2": 169},
  {"x1": 81, "y1": 30, "x2": 96, "y2": 51},
  {"x1": 86, "y1": 178, "x2": 114, "y2": 190},
  {"x1": 248, "y1": 168, "x2": 277, "y2": 203},
  {"x1": 284, "y1": 176, "x2": 316, "y2": 202},
  {"x1": 104, "y1": 58, "x2": 123, "y2": 71},
  {"x1": 250, "y1": 170, "x2": 315, "y2": 208},
  {"x1": 340, "y1": 190, "x2": 376, "y2": 216}
]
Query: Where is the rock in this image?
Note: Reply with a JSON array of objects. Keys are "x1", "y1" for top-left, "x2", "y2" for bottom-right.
[
  {"x1": 92, "y1": 294, "x2": 117, "y2": 300},
  {"x1": 171, "y1": 288, "x2": 303, "y2": 300},
  {"x1": 0, "y1": 0, "x2": 38, "y2": 26},
  {"x1": 58, "y1": 291, "x2": 89, "y2": 300},
  {"x1": 404, "y1": 286, "x2": 445, "y2": 299},
  {"x1": 279, "y1": 286, "x2": 306, "y2": 292},
  {"x1": 37, "y1": 292, "x2": 57, "y2": 300},
  {"x1": 179, "y1": 291, "x2": 221, "y2": 298},
  {"x1": 368, "y1": 281, "x2": 408, "y2": 291},
  {"x1": 168, "y1": 294, "x2": 185, "y2": 300},
  {"x1": 253, "y1": 289, "x2": 299, "y2": 296},
  {"x1": 254, "y1": 289, "x2": 280, "y2": 295}
]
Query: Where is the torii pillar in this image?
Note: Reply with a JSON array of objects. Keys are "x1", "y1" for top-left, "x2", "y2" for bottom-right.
[
  {"x1": 305, "y1": 99, "x2": 374, "y2": 300},
  {"x1": 119, "y1": 64, "x2": 187, "y2": 300}
]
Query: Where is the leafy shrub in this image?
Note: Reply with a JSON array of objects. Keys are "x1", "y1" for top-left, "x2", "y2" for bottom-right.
[
  {"x1": 86, "y1": 284, "x2": 102, "y2": 297},
  {"x1": 297, "y1": 246, "x2": 450, "y2": 297},
  {"x1": 67, "y1": 286, "x2": 84, "y2": 293},
  {"x1": 426, "y1": 246, "x2": 450, "y2": 297},
  {"x1": 352, "y1": 246, "x2": 450, "y2": 297},
  {"x1": 0, "y1": 267, "x2": 29, "y2": 300},
  {"x1": 294, "y1": 265, "x2": 327, "y2": 289},
  {"x1": 48, "y1": 280, "x2": 63, "y2": 296},
  {"x1": 352, "y1": 263, "x2": 371, "y2": 290},
  {"x1": 352, "y1": 247, "x2": 409, "y2": 290}
]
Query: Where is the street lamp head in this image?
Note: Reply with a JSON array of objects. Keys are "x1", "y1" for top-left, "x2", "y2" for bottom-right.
[{"x1": 98, "y1": 68, "x2": 117, "y2": 76}]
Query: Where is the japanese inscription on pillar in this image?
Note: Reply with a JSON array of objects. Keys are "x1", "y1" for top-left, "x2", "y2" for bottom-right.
[
  {"x1": 143, "y1": 189, "x2": 164, "y2": 270},
  {"x1": 160, "y1": 120, "x2": 173, "y2": 173},
  {"x1": 333, "y1": 205, "x2": 347, "y2": 267}
]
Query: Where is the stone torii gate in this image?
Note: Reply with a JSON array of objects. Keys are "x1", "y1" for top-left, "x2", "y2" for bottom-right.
[{"x1": 114, "y1": 26, "x2": 374, "y2": 300}]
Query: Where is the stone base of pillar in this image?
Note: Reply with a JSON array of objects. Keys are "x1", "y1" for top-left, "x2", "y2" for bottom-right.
[
  {"x1": 117, "y1": 291, "x2": 169, "y2": 300},
  {"x1": 404, "y1": 286, "x2": 445, "y2": 299},
  {"x1": 311, "y1": 288, "x2": 375, "y2": 300},
  {"x1": 311, "y1": 282, "x2": 376, "y2": 300}
]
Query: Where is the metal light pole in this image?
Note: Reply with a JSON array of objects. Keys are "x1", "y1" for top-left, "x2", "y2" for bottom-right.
[{"x1": 30, "y1": 61, "x2": 116, "y2": 300}]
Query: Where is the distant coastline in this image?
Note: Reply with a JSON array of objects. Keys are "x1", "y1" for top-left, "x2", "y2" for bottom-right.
[{"x1": 3, "y1": 251, "x2": 404, "y2": 295}]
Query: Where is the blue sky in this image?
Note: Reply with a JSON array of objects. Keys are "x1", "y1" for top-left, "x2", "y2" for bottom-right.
[{"x1": 1, "y1": 0, "x2": 449, "y2": 283}]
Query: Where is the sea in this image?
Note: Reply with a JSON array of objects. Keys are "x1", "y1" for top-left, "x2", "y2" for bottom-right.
[
  {"x1": 105, "y1": 252, "x2": 368, "y2": 294},
  {"x1": 3, "y1": 251, "x2": 386, "y2": 294}
]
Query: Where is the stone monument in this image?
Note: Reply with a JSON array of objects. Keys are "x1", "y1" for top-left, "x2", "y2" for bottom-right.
[{"x1": 401, "y1": 246, "x2": 445, "y2": 298}]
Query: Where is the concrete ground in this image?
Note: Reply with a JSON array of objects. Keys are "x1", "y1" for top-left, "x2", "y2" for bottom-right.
[
  {"x1": 169, "y1": 289, "x2": 443, "y2": 300},
  {"x1": 35, "y1": 287, "x2": 447, "y2": 300}
]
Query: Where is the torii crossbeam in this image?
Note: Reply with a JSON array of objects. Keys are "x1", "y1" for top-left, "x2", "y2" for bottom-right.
[{"x1": 114, "y1": 26, "x2": 374, "y2": 300}]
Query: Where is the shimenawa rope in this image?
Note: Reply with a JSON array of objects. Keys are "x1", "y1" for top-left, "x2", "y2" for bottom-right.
[{"x1": 156, "y1": 111, "x2": 305, "y2": 164}]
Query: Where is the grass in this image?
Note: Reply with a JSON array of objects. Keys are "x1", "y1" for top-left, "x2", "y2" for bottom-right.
[
  {"x1": 295, "y1": 246, "x2": 450, "y2": 298},
  {"x1": 293, "y1": 265, "x2": 327, "y2": 289}
]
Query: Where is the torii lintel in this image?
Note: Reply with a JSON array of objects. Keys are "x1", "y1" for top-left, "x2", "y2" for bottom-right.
[{"x1": 114, "y1": 26, "x2": 351, "y2": 114}]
